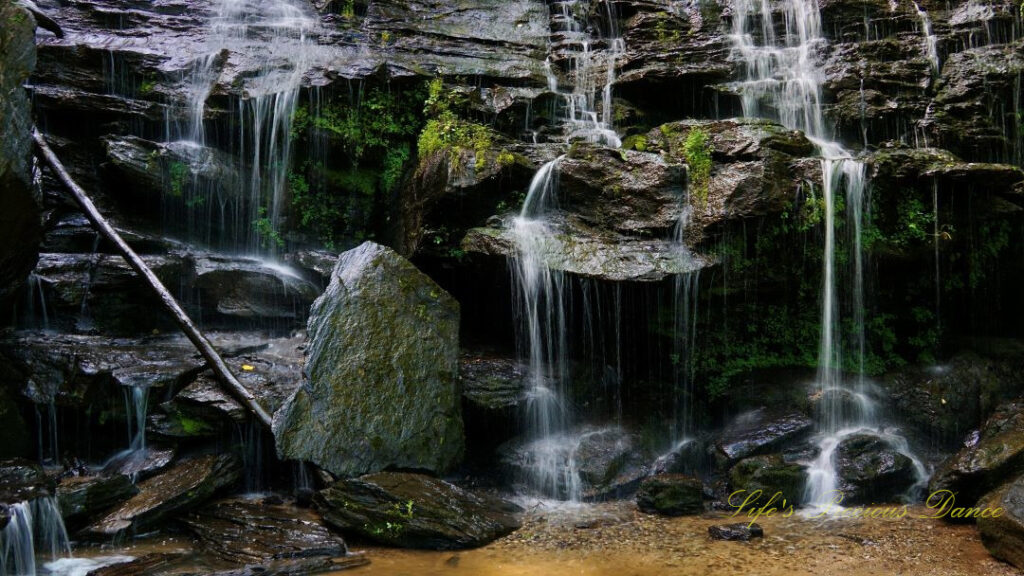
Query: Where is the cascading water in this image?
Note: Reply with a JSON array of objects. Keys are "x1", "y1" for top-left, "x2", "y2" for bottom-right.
[
  {"x1": 510, "y1": 0, "x2": 624, "y2": 500},
  {"x1": 728, "y1": 0, "x2": 926, "y2": 509},
  {"x1": 124, "y1": 385, "x2": 148, "y2": 454},
  {"x1": 167, "y1": 0, "x2": 317, "y2": 253},
  {"x1": 0, "y1": 498, "x2": 71, "y2": 576}
]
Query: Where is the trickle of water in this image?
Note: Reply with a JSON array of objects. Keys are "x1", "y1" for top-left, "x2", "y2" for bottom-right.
[{"x1": 124, "y1": 385, "x2": 149, "y2": 454}]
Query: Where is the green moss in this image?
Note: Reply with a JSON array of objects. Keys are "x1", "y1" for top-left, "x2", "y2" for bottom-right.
[
  {"x1": 683, "y1": 128, "x2": 712, "y2": 207},
  {"x1": 417, "y1": 78, "x2": 495, "y2": 172},
  {"x1": 622, "y1": 133, "x2": 648, "y2": 152},
  {"x1": 167, "y1": 161, "x2": 189, "y2": 197}
]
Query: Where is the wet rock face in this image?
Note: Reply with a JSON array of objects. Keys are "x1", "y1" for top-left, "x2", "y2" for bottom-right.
[
  {"x1": 882, "y1": 353, "x2": 1024, "y2": 448},
  {"x1": 711, "y1": 409, "x2": 814, "y2": 468},
  {"x1": 0, "y1": 0, "x2": 40, "y2": 308},
  {"x1": 834, "y1": 434, "x2": 919, "y2": 505},
  {"x1": 315, "y1": 472, "x2": 521, "y2": 550},
  {"x1": 274, "y1": 242, "x2": 464, "y2": 478},
  {"x1": 977, "y1": 475, "x2": 1024, "y2": 570},
  {"x1": 728, "y1": 454, "x2": 808, "y2": 507},
  {"x1": 931, "y1": 400, "x2": 1024, "y2": 507},
  {"x1": 180, "y1": 499, "x2": 350, "y2": 566},
  {"x1": 83, "y1": 453, "x2": 242, "y2": 538},
  {"x1": 56, "y1": 474, "x2": 138, "y2": 529},
  {"x1": 636, "y1": 474, "x2": 704, "y2": 516}
]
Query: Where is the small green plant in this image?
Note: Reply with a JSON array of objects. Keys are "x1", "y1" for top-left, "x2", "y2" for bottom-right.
[
  {"x1": 417, "y1": 78, "x2": 493, "y2": 171},
  {"x1": 683, "y1": 128, "x2": 712, "y2": 207},
  {"x1": 167, "y1": 161, "x2": 189, "y2": 197},
  {"x1": 253, "y1": 207, "x2": 285, "y2": 250}
]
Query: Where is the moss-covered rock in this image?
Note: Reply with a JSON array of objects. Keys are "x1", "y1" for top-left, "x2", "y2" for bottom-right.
[
  {"x1": 315, "y1": 472, "x2": 521, "y2": 549},
  {"x1": 729, "y1": 454, "x2": 808, "y2": 507},
  {"x1": 636, "y1": 474, "x2": 704, "y2": 516},
  {"x1": 274, "y1": 241, "x2": 464, "y2": 478}
]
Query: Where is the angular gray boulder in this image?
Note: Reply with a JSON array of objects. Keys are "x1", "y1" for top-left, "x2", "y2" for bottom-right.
[
  {"x1": 274, "y1": 242, "x2": 463, "y2": 478},
  {"x1": 977, "y1": 475, "x2": 1024, "y2": 570}
]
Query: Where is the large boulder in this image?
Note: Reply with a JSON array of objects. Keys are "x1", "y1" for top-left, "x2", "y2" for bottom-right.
[
  {"x1": 835, "y1": 433, "x2": 919, "y2": 505},
  {"x1": 314, "y1": 472, "x2": 521, "y2": 549},
  {"x1": 930, "y1": 400, "x2": 1024, "y2": 507},
  {"x1": 636, "y1": 474, "x2": 704, "y2": 516},
  {"x1": 0, "y1": 0, "x2": 41, "y2": 307},
  {"x1": 83, "y1": 453, "x2": 241, "y2": 537},
  {"x1": 274, "y1": 242, "x2": 464, "y2": 478},
  {"x1": 977, "y1": 475, "x2": 1024, "y2": 570}
]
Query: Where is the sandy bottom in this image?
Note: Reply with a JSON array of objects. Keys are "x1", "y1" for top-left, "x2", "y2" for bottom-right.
[{"x1": 338, "y1": 502, "x2": 1022, "y2": 576}]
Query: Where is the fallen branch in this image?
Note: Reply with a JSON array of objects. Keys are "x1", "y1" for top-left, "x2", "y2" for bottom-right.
[{"x1": 33, "y1": 128, "x2": 274, "y2": 429}]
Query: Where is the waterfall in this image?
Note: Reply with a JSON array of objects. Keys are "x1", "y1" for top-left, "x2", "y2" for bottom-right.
[
  {"x1": 167, "y1": 0, "x2": 317, "y2": 253},
  {"x1": 729, "y1": 0, "x2": 925, "y2": 509},
  {"x1": 0, "y1": 498, "x2": 71, "y2": 576},
  {"x1": 510, "y1": 0, "x2": 623, "y2": 500}
]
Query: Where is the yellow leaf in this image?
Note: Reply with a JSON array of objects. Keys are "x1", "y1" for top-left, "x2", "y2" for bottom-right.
[{"x1": 241, "y1": 364, "x2": 255, "y2": 372}]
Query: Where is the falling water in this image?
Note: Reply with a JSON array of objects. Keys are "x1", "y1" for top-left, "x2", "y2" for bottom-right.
[
  {"x1": 729, "y1": 0, "x2": 925, "y2": 509},
  {"x1": 168, "y1": 0, "x2": 317, "y2": 253},
  {"x1": 124, "y1": 385, "x2": 149, "y2": 454},
  {"x1": 0, "y1": 498, "x2": 71, "y2": 576},
  {"x1": 914, "y1": 2, "x2": 940, "y2": 75},
  {"x1": 510, "y1": 0, "x2": 624, "y2": 499}
]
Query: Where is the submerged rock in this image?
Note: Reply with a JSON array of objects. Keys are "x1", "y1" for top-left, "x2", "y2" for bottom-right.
[
  {"x1": 636, "y1": 474, "x2": 704, "y2": 516},
  {"x1": 930, "y1": 400, "x2": 1024, "y2": 507},
  {"x1": 977, "y1": 475, "x2": 1024, "y2": 569},
  {"x1": 315, "y1": 472, "x2": 521, "y2": 550},
  {"x1": 835, "y1": 434, "x2": 918, "y2": 505},
  {"x1": 729, "y1": 454, "x2": 808, "y2": 507},
  {"x1": 180, "y1": 499, "x2": 358, "y2": 568},
  {"x1": 56, "y1": 474, "x2": 138, "y2": 528},
  {"x1": 711, "y1": 409, "x2": 814, "y2": 468},
  {"x1": 274, "y1": 242, "x2": 464, "y2": 478},
  {"x1": 708, "y1": 523, "x2": 764, "y2": 541},
  {"x1": 84, "y1": 453, "x2": 241, "y2": 537}
]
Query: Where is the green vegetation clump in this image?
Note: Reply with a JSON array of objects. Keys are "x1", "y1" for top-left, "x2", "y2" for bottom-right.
[
  {"x1": 683, "y1": 128, "x2": 712, "y2": 207},
  {"x1": 287, "y1": 82, "x2": 427, "y2": 248},
  {"x1": 417, "y1": 78, "x2": 493, "y2": 172}
]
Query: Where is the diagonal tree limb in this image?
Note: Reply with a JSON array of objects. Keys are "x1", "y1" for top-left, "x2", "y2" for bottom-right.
[{"x1": 33, "y1": 127, "x2": 274, "y2": 429}]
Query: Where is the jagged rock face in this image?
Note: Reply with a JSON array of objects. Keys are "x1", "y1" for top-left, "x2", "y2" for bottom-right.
[
  {"x1": 56, "y1": 474, "x2": 138, "y2": 529},
  {"x1": 273, "y1": 242, "x2": 464, "y2": 478},
  {"x1": 82, "y1": 453, "x2": 242, "y2": 538},
  {"x1": 0, "y1": 1, "x2": 41, "y2": 308},
  {"x1": 930, "y1": 400, "x2": 1024, "y2": 508},
  {"x1": 315, "y1": 472, "x2": 521, "y2": 549},
  {"x1": 711, "y1": 409, "x2": 814, "y2": 468}
]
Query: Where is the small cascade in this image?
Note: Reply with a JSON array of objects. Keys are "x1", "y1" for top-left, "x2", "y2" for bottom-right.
[
  {"x1": 0, "y1": 498, "x2": 71, "y2": 576},
  {"x1": 124, "y1": 385, "x2": 149, "y2": 454},
  {"x1": 913, "y1": 2, "x2": 940, "y2": 75},
  {"x1": 510, "y1": 0, "x2": 625, "y2": 499},
  {"x1": 728, "y1": 0, "x2": 926, "y2": 510}
]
